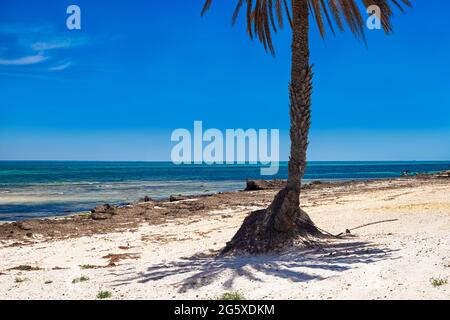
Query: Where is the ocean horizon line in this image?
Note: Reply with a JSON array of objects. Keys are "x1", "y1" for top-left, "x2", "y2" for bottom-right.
[{"x1": 1, "y1": 160, "x2": 450, "y2": 163}]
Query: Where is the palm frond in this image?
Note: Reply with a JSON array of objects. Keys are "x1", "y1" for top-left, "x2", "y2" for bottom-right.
[{"x1": 201, "y1": 0, "x2": 412, "y2": 54}]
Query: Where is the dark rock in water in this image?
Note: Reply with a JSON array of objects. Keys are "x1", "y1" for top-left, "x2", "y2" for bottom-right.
[
  {"x1": 140, "y1": 196, "x2": 153, "y2": 203},
  {"x1": 169, "y1": 195, "x2": 187, "y2": 202},
  {"x1": 245, "y1": 180, "x2": 269, "y2": 191},
  {"x1": 401, "y1": 170, "x2": 411, "y2": 177},
  {"x1": 244, "y1": 180, "x2": 285, "y2": 191}
]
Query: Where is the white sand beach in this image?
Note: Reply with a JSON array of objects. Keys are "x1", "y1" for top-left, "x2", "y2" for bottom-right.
[{"x1": 0, "y1": 178, "x2": 449, "y2": 300}]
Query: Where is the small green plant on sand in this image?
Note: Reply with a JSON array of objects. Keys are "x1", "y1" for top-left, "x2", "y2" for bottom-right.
[
  {"x1": 216, "y1": 291, "x2": 246, "y2": 300},
  {"x1": 15, "y1": 277, "x2": 26, "y2": 283},
  {"x1": 97, "y1": 290, "x2": 112, "y2": 299},
  {"x1": 72, "y1": 276, "x2": 89, "y2": 284},
  {"x1": 430, "y1": 277, "x2": 448, "y2": 287}
]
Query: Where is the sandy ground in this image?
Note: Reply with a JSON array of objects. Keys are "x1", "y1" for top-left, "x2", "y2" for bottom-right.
[{"x1": 0, "y1": 178, "x2": 449, "y2": 300}]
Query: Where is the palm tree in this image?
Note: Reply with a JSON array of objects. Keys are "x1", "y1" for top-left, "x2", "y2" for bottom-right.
[{"x1": 202, "y1": 0, "x2": 411, "y2": 254}]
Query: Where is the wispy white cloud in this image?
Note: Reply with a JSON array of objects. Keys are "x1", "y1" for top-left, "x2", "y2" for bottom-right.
[
  {"x1": 31, "y1": 40, "x2": 72, "y2": 51},
  {"x1": 0, "y1": 23, "x2": 88, "y2": 72},
  {"x1": 31, "y1": 37, "x2": 87, "y2": 51},
  {"x1": 48, "y1": 61, "x2": 72, "y2": 71},
  {"x1": 0, "y1": 53, "x2": 48, "y2": 66}
]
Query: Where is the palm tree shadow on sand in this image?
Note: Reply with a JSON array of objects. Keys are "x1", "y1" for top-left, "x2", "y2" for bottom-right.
[{"x1": 109, "y1": 240, "x2": 399, "y2": 293}]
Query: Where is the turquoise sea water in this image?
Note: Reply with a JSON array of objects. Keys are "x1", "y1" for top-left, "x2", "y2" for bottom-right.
[{"x1": 0, "y1": 161, "x2": 449, "y2": 221}]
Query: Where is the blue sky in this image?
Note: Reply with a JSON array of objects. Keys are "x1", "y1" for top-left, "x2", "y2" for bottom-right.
[{"x1": 0, "y1": 0, "x2": 449, "y2": 161}]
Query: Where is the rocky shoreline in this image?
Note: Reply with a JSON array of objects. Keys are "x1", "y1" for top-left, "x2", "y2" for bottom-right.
[{"x1": 1, "y1": 171, "x2": 449, "y2": 245}]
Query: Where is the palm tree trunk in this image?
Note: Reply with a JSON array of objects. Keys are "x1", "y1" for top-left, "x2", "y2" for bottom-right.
[
  {"x1": 221, "y1": 0, "x2": 321, "y2": 255},
  {"x1": 288, "y1": 0, "x2": 310, "y2": 192},
  {"x1": 264, "y1": 0, "x2": 317, "y2": 234}
]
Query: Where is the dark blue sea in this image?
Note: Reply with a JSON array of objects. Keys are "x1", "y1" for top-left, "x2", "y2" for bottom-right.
[{"x1": 0, "y1": 161, "x2": 449, "y2": 221}]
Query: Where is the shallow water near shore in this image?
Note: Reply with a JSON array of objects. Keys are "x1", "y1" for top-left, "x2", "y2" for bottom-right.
[{"x1": 1, "y1": 161, "x2": 449, "y2": 221}]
